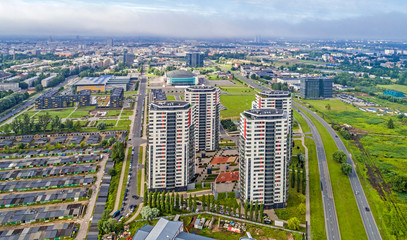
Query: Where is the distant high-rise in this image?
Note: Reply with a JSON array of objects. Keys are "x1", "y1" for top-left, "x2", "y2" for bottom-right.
[
  {"x1": 107, "y1": 38, "x2": 114, "y2": 47},
  {"x1": 185, "y1": 86, "x2": 220, "y2": 151},
  {"x1": 186, "y1": 53, "x2": 204, "y2": 68},
  {"x1": 300, "y1": 77, "x2": 333, "y2": 99},
  {"x1": 123, "y1": 50, "x2": 135, "y2": 67},
  {"x1": 239, "y1": 109, "x2": 289, "y2": 209},
  {"x1": 147, "y1": 101, "x2": 196, "y2": 191}
]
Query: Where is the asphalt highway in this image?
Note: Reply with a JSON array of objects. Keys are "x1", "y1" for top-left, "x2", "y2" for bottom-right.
[
  {"x1": 293, "y1": 105, "x2": 341, "y2": 240},
  {"x1": 295, "y1": 102, "x2": 382, "y2": 240},
  {"x1": 121, "y1": 70, "x2": 147, "y2": 217}
]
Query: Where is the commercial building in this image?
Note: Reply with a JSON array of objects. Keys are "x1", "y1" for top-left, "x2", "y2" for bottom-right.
[
  {"x1": 165, "y1": 70, "x2": 198, "y2": 86},
  {"x1": 110, "y1": 88, "x2": 124, "y2": 108},
  {"x1": 186, "y1": 52, "x2": 204, "y2": 68},
  {"x1": 300, "y1": 77, "x2": 333, "y2": 99},
  {"x1": 133, "y1": 218, "x2": 215, "y2": 240},
  {"x1": 185, "y1": 86, "x2": 220, "y2": 151},
  {"x1": 384, "y1": 89, "x2": 405, "y2": 98},
  {"x1": 239, "y1": 109, "x2": 289, "y2": 209},
  {"x1": 147, "y1": 101, "x2": 196, "y2": 191},
  {"x1": 35, "y1": 90, "x2": 91, "y2": 109},
  {"x1": 124, "y1": 52, "x2": 135, "y2": 67},
  {"x1": 74, "y1": 75, "x2": 130, "y2": 92}
]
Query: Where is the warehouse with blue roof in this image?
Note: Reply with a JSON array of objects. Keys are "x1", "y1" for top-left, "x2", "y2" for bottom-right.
[{"x1": 74, "y1": 75, "x2": 130, "y2": 92}]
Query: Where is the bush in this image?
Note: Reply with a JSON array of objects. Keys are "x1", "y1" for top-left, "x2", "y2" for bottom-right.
[
  {"x1": 97, "y1": 122, "x2": 107, "y2": 130},
  {"x1": 221, "y1": 119, "x2": 237, "y2": 132},
  {"x1": 341, "y1": 163, "x2": 353, "y2": 175},
  {"x1": 333, "y1": 151, "x2": 347, "y2": 163}
]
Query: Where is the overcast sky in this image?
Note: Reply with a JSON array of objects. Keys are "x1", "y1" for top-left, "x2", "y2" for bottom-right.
[{"x1": 1, "y1": 0, "x2": 407, "y2": 39}]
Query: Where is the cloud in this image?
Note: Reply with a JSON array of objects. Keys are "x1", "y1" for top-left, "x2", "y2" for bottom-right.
[{"x1": 0, "y1": 0, "x2": 406, "y2": 39}]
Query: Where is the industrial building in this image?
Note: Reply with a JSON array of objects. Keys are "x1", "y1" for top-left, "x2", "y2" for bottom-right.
[
  {"x1": 147, "y1": 101, "x2": 196, "y2": 191},
  {"x1": 35, "y1": 89, "x2": 91, "y2": 109},
  {"x1": 300, "y1": 77, "x2": 333, "y2": 99},
  {"x1": 165, "y1": 70, "x2": 198, "y2": 86},
  {"x1": 239, "y1": 109, "x2": 289, "y2": 209},
  {"x1": 74, "y1": 75, "x2": 130, "y2": 92},
  {"x1": 186, "y1": 52, "x2": 204, "y2": 67},
  {"x1": 185, "y1": 86, "x2": 220, "y2": 151}
]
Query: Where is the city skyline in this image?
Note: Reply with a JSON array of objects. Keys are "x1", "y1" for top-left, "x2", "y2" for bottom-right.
[{"x1": 1, "y1": 0, "x2": 407, "y2": 39}]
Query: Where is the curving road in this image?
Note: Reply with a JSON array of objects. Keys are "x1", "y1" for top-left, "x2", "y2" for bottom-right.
[
  {"x1": 293, "y1": 105, "x2": 341, "y2": 240},
  {"x1": 294, "y1": 102, "x2": 382, "y2": 240}
]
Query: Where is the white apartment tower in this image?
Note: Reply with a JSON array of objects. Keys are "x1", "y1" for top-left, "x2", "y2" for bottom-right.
[
  {"x1": 185, "y1": 86, "x2": 220, "y2": 151},
  {"x1": 239, "y1": 109, "x2": 290, "y2": 209},
  {"x1": 252, "y1": 91, "x2": 293, "y2": 160},
  {"x1": 147, "y1": 101, "x2": 196, "y2": 191}
]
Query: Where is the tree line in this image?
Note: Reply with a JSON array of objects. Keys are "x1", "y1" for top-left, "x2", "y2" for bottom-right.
[
  {"x1": 0, "y1": 91, "x2": 29, "y2": 114},
  {"x1": 3, "y1": 113, "x2": 82, "y2": 135}
]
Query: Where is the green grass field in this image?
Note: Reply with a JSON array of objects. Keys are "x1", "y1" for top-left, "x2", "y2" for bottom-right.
[
  {"x1": 293, "y1": 110, "x2": 311, "y2": 133},
  {"x1": 121, "y1": 110, "x2": 133, "y2": 116},
  {"x1": 359, "y1": 95, "x2": 407, "y2": 113},
  {"x1": 377, "y1": 84, "x2": 407, "y2": 94},
  {"x1": 106, "y1": 110, "x2": 121, "y2": 116},
  {"x1": 306, "y1": 138, "x2": 327, "y2": 240},
  {"x1": 219, "y1": 87, "x2": 255, "y2": 94},
  {"x1": 303, "y1": 99, "x2": 407, "y2": 135},
  {"x1": 118, "y1": 148, "x2": 132, "y2": 208},
  {"x1": 22, "y1": 108, "x2": 75, "y2": 119},
  {"x1": 69, "y1": 110, "x2": 92, "y2": 118},
  {"x1": 124, "y1": 90, "x2": 138, "y2": 95},
  {"x1": 220, "y1": 94, "x2": 255, "y2": 119},
  {"x1": 301, "y1": 108, "x2": 368, "y2": 240},
  {"x1": 166, "y1": 95, "x2": 176, "y2": 101}
]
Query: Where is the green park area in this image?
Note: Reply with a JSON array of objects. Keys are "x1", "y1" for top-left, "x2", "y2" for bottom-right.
[
  {"x1": 124, "y1": 90, "x2": 138, "y2": 95},
  {"x1": 220, "y1": 94, "x2": 255, "y2": 119},
  {"x1": 302, "y1": 99, "x2": 407, "y2": 135},
  {"x1": 377, "y1": 84, "x2": 407, "y2": 94}
]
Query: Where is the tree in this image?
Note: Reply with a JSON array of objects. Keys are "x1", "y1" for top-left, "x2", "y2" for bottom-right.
[
  {"x1": 38, "y1": 112, "x2": 51, "y2": 132},
  {"x1": 254, "y1": 201, "x2": 259, "y2": 222},
  {"x1": 181, "y1": 194, "x2": 184, "y2": 208},
  {"x1": 100, "y1": 219, "x2": 117, "y2": 234},
  {"x1": 297, "y1": 165, "x2": 301, "y2": 192},
  {"x1": 19, "y1": 82, "x2": 28, "y2": 89},
  {"x1": 202, "y1": 195, "x2": 206, "y2": 211},
  {"x1": 249, "y1": 201, "x2": 254, "y2": 220},
  {"x1": 238, "y1": 202, "x2": 242, "y2": 218},
  {"x1": 143, "y1": 189, "x2": 148, "y2": 206},
  {"x1": 74, "y1": 121, "x2": 82, "y2": 131},
  {"x1": 51, "y1": 116, "x2": 61, "y2": 131},
  {"x1": 302, "y1": 168, "x2": 306, "y2": 195},
  {"x1": 390, "y1": 175, "x2": 407, "y2": 193},
  {"x1": 193, "y1": 194, "x2": 197, "y2": 211},
  {"x1": 259, "y1": 204, "x2": 264, "y2": 221},
  {"x1": 387, "y1": 118, "x2": 395, "y2": 129},
  {"x1": 244, "y1": 201, "x2": 248, "y2": 219},
  {"x1": 3, "y1": 124, "x2": 10, "y2": 135},
  {"x1": 107, "y1": 168, "x2": 117, "y2": 176},
  {"x1": 291, "y1": 164, "x2": 296, "y2": 188},
  {"x1": 188, "y1": 194, "x2": 193, "y2": 210},
  {"x1": 97, "y1": 122, "x2": 107, "y2": 130},
  {"x1": 140, "y1": 206, "x2": 160, "y2": 221},
  {"x1": 341, "y1": 163, "x2": 353, "y2": 175},
  {"x1": 325, "y1": 104, "x2": 331, "y2": 110},
  {"x1": 149, "y1": 191, "x2": 153, "y2": 207},
  {"x1": 298, "y1": 203, "x2": 306, "y2": 215},
  {"x1": 287, "y1": 217, "x2": 300, "y2": 230},
  {"x1": 297, "y1": 153, "x2": 305, "y2": 165},
  {"x1": 176, "y1": 193, "x2": 179, "y2": 208},
  {"x1": 333, "y1": 151, "x2": 347, "y2": 163}
]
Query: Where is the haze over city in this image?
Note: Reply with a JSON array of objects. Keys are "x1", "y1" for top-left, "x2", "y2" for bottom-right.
[{"x1": 1, "y1": 0, "x2": 407, "y2": 39}]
